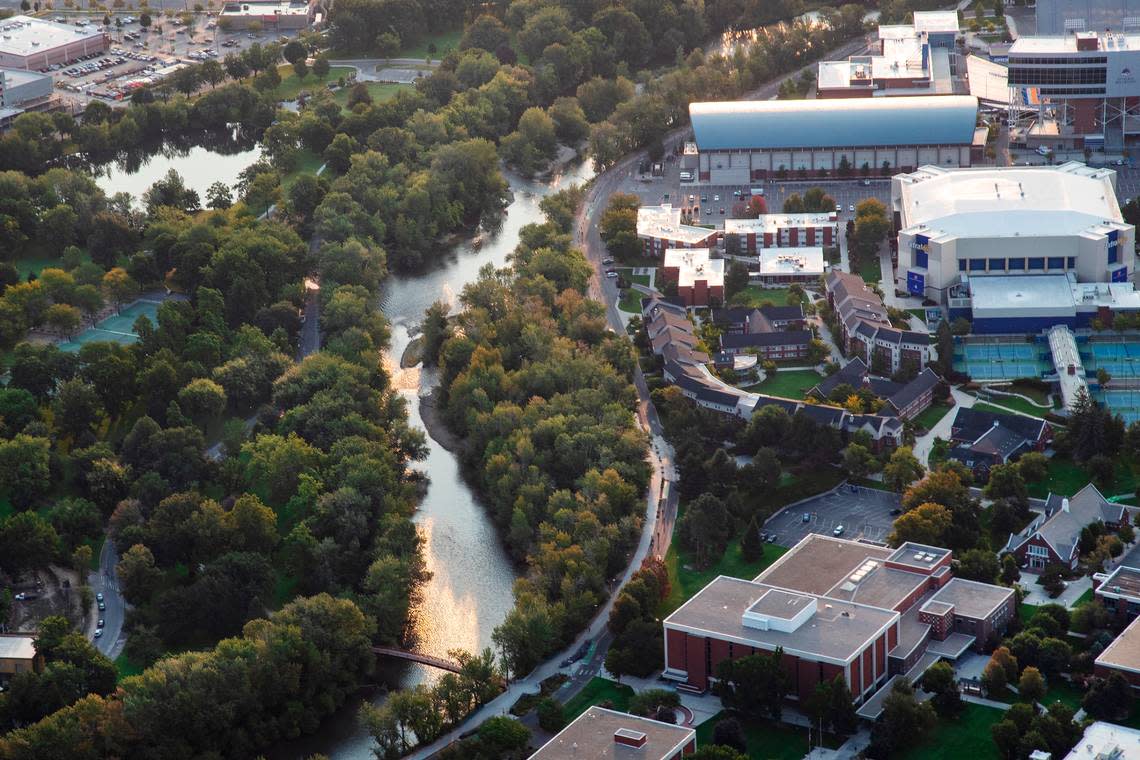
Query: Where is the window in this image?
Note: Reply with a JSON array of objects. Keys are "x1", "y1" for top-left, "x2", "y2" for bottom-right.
[
  {"x1": 1067, "y1": 257, "x2": 1076, "y2": 269},
  {"x1": 915, "y1": 250, "x2": 929, "y2": 268},
  {"x1": 1028, "y1": 257, "x2": 1045, "y2": 270},
  {"x1": 1008, "y1": 257, "x2": 1025, "y2": 269},
  {"x1": 969, "y1": 258, "x2": 986, "y2": 271},
  {"x1": 959, "y1": 259, "x2": 968, "y2": 272},
  {"x1": 1028, "y1": 544, "x2": 1049, "y2": 557},
  {"x1": 1048, "y1": 257, "x2": 1064, "y2": 269},
  {"x1": 989, "y1": 258, "x2": 1005, "y2": 271},
  {"x1": 1110, "y1": 246, "x2": 1119, "y2": 264}
]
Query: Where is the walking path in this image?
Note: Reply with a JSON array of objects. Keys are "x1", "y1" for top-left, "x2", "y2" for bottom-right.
[
  {"x1": 912, "y1": 386, "x2": 977, "y2": 466},
  {"x1": 1020, "y1": 575, "x2": 1092, "y2": 607}
]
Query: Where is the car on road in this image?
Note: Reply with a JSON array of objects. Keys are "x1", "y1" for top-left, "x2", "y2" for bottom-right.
[
  {"x1": 766, "y1": 534, "x2": 776, "y2": 543},
  {"x1": 94, "y1": 629, "x2": 103, "y2": 639},
  {"x1": 602, "y1": 257, "x2": 614, "y2": 265},
  {"x1": 96, "y1": 592, "x2": 104, "y2": 602},
  {"x1": 835, "y1": 203, "x2": 842, "y2": 212},
  {"x1": 605, "y1": 271, "x2": 618, "y2": 278},
  {"x1": 700, "y1": 194, "x2": 707, "y2": 202},
  {"x1": 889, "y1": 508, "x2": 902, "y2": 516},
  {"x1": 98, "y1": 601, "x2": 106, "y2": 611},
  {"x1": 848, "y1": 204, "x2": 855, "y2": 212},
  {"x1": 705, "y1": 207, "x2": 711, "y2": 214},
  {"x1": 713, "y1": 194, "x2": 719, "y2": 201},
  {"x1": 14, "y1": 593, "x2": 37, "y2": 601},
  {"x1": 833, "y1": 525, "x2": 845, "y2": 536},
  {"x1": 719, "y1": 207, "x2": 725, "y2": 214},
  {"x1": 98, "y1": 619, "x2": 104, "y2": 628}
]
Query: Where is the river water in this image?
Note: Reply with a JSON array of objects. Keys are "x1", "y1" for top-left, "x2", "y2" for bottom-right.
[{"x1": 91, "y1": 139, "x2": 263, "y2": 203}]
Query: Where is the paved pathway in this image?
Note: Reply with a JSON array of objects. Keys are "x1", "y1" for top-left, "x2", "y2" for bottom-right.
[
  {"x1": 1020, "y1": 575, "x2": 1092, "y2": 607},
  {"x1": 912, "y1": 387, "x2": 976, "y2": 466},
  {"x1": 963, "y1": 694, "x2": 1013, "y2": 711}
]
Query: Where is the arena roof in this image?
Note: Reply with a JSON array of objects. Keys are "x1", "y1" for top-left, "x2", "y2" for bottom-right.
[
  {"x1": 0, "y1": 16, "x2": 103, "y2": 58},
  {"x1": 689, "y1": 96, "x2": 979, "y2": 151},
  {"x1": 894, "y1": 162, "x2": 1127, "y2": 238}
]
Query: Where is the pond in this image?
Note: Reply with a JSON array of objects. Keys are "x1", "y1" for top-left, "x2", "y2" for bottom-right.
[{"x1": 91, "y1": 137, "x2": 263, "y2": 203}]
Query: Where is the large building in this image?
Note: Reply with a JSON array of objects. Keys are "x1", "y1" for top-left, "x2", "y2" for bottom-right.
[
  {"x1": 1095, "y1": 612, "x2": 1140, "y2": 687},
  {"x1": 947, "y1": 406, "x2": 1052, "y2": 478},
  {"x1": 689, "y1": 95, "x2": 981, "y2": 185},
  {"x1": 817, "y1": 12, "x2": 959, "y2": 99},
  {"x1": 1093, "y1": 564, "x2": 1140, "y2": 625},
  {"x1": 1005, "y1": 484, "x2": 1130, "y2": 571},
  {"x1": 661, "y1": 248, "x2": 724, "y2": 307},
  {"x1": 220, "y1": 1, "x2": 316, "y2": 30},
  {"x1": 949, "y1": 274, "x2": 1140, "y2": 333},
  {"x1": 0, "y1": 67, "x2": 54, "y2": 127},
  {"x1": 825, "y1": 270, "x2": 933, "y2": 375},
  {"x1": 637, "y1": 205, "x2": 719, "y2": 258},
  {"x1": 723, "y1": 213, "x2": 837, "y2": 254},
  {"x1": 757, "y1": 248, "x2": 825, "y2": 286},
  {"x1": 662, "y1": 535, "x2": 1015, "y2": 705},
  {"x1": 529, "y1": 706, "x2": 697, "y2": 759},
  {"x1": 1036, "y1": 0, "x2": 1140, "y2": 36},
  {"x1": 1008, "y1": 30, "x2": 1140, "y2": 151},
  {"x1": 0, "y1": 16, "x2": 108, "y2": 71},
  {"x1": 892, "y1": 163, "x2": 1135, "y2": 303}
]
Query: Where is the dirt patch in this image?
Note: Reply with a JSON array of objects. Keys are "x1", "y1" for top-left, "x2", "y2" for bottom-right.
[{"x1": 8, "y1": 566, "x2": 85, "y2": 632}]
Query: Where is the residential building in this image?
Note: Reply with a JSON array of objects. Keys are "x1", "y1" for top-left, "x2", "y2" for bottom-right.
[
  {"x1": 756, "y1": 248, "x2": 826, "y2": 286},
  {"x1": 724, "y1": 214, "x2": 837, "y2": 254},
  {"x1": 712, "y1": 305, "x2": 805, "y2": 333},
  {"x1": 689, "y1": 95, "x2": 980, "y2": 184},
  {"x1": 0, "y1": 634, "x2": 41, "y2": 679},
  {"x1": 946, "y1": 406, "x2": 1051, "y2": 477},
  {"x1": 1005, "y1": 484, "x2": 1129, "y2": 571},
  {"x1": 529, "y1": 706, "x2": 696, "y2": 759},
  {"x1": 817, "y1": 12, "x2": 959, "y2": 99},
  {"x1": 219, "y1": 0, "x2": 315, "y2": 30},
  {"x1": 0, "y1": 16, "x2": 108, "y2": 71},
  {"x1": 720, "y1": 330, "x2": 811, "y2": 361},
  {"x1": 1062, "y1": 721, "x2": 1140, "y2": 759},
  {"x1": 663, "y1": 535, "x2": 1014, "y2": 704},
  {"x1": 882, "y1": 367, "x2": 944, "y2": 420},
  {"x1": 825, "y1": 271, "x2": 932, "y2": 374},
  {"x1": 661, "y1": 248, "x2": 725, "y2": 307},
  {"x1": 892, "y1": 163, "x2": 1134, "y2": 303},
  {"x1": 1093, "y1": 565, "x2": 1140, "y2": 625},
  {"x1": 1095, "y1": 613, "x2": 1140, "y2": 688},
  {"x1": 637, "y1": 205, "x2": 719, "y2": 258}
]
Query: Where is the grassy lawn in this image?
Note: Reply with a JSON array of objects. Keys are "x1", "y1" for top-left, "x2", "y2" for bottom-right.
[
  {"x1": 907, "y1": 308, "x2": 927, "y2": 322},
  {"x1": 696, "y1": 711, "x2": 811, "y2": 760},
  {"x1": 280, "y1": 149, "x2": 325, "y2": 190},
  {"x1": 397, "y1": 27, "x2": 463, "y2": 60},
  {"x1": 1006, "y1": 380, "x2": 1053, "y2": 405},
  {"x1": 913, "y1": 401, "x2": 953, "y2": 431},
  {"x1": 332, "y1": 81, "x2": 412, "y2": 108},
  {"x1": 272, "y1": 65, "x2": 356, "y2": 101},
  {"x1": 662, "y1": 531, "x2": 788, "y2": 615},
  {"x1": 745, "y1": 369, "x2": 822, "y2": 399},
  {"x1": 728, "y1": 286, "x2": 802, "y2": 309},
  {"x1": 900, "y1": 702, "x2": 1004, "y2": 760},
  {"x1": 560, "y1": 677, "x2": 634, "y2": 721},
  {"x1": 1019, "y1": 602, "x2": 1039, "y2": 626},
  {"x1": 1024, "y1": 455, "x2": 1139, "y2": 499},
  {"x1": 616, "y1": 268, "x2": 652, "y2": 313},
  {"x1": 858, "y1": 256, "x2": 882, "y2": 284},
  {"x1": 1041, "y1": 678, "x2": 1085, "y2": 711},
  {"x1": 971, "y1": 398, "x2": 1048, "y2": 419}
]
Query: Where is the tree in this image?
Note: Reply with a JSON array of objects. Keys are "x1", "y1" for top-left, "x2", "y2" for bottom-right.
[
  {"x1": 712, "y1": 717, "x2": 746, "y2": 752},
  {"x1": 206, "y1": 181, "x2": 233, "y2": 210},
  {"x1": 883, "y1": 446, "x2": 924, "y2": 492},
  {"x1": 715, "y1": 650, "x2": 789, "y2": 720},
  {"x1": 956, "y1": 548, "x2": 1000, "y2": 583},
  {"x1": 0, "y1": 434, "x2": 51, "y2": 509},
  {"x1": 0, "y1": 511, "x2": 60, "y2": 576},
  {"x1": 841, "y1": 443, "x2": 877, "y2": 479},
  {"x1": 1018, "y1": 666, "x2": 1046, "y2": 705},
  {"x1": 101, "y1": 267, "x2": 139, "y2": 310},
  {"x1": 678, "y1": 493, "x2": 731, "y2": 568},
  {"x1": 869, "y1": 679, "x2": 936, "y2": 758},
  {"x1": 889, "y1": 502, "x2": 951, "y2": 546},
  {"x1": 44, "y1": 303, "x2": 81, "y2": 338},
  {"x1": 116, "y1": 543, "x2": 162, "y2": 604},
  {"x1": 535, "y1": 696, "x2": 564, "y2": 731},
  {"x1": 922, "y1": 661, "x2": 962, "y2": 717},
  {"x1": 1018, "y1": 452, "x2": 1048, "y2": 483},
  {"x1": 1082, "y1": 672, "x2": 1132, "y2": 720},
  {"x1": 292, "y1": 59, "x2": 308, "y2": 81},
  {"x1": 282, "y1": 39, "x2": 306, "y2": 64},
  {"x1": 375, "y1": 31, "x2": 401, "y2": 60},
  {"x1": 177, "y1": 378, "x2": 227, "y2": 423},
  {"x1": 724, "y1": 261, "x2": 749, "y2": 299},
  {"x1": 1000, "y1": 553, "x2": 1021, "y2": 585},
  {"x1": 985, "y1": 463, "x2": 1028, "y2": 506},
  {"x1": 740, "y1": 516, "x2": 764, "y2": 562},
  {"x1": 52, "y1": 379, "x2": 104, "y2": 439},
  {"x1": 599, "y1": 192, "x2": 640, "y2": 260}
]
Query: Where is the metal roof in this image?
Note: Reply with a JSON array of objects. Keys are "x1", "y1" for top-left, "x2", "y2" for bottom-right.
[{"x1": 689, "y1": 96, "x2": 979, "y2": 151}]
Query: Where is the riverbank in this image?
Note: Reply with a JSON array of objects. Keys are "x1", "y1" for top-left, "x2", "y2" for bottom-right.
[{"x1": 419, "y1": 388, "x2": 461, "y2": 454}]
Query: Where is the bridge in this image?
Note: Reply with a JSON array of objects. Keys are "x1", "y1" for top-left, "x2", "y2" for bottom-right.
[{"x1": 371, "y1": 646, "x2": 463, "y2": 674}]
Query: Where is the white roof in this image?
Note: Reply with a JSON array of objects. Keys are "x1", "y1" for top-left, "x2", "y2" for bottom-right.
[
  {"x1": 0, "y1": 16, "x2": 103, "y2": 57},
  {"x1": 1063, "y1": 721, "x2": 1140, "y2": 760},
  {"x1": 1011, "y1": 32, "x2": 1140, "y2": 54},
  {"x1": 0, "y1": 635, "x2": 36, "y2": 660},
  {"x1": 759, "y1": 247, "x2": 825, "y2": 277},
  {"x1": 220, "y1": 0, "x2": 311, "y2": 16},
  {"x1": 637, "y1": 205, "x2": 715, "y2": 245},
  {"x1": 724, "y1": 213, "x2": 836, "y2": 235},
  {"x1": 664, "y1": 248, "x2": 725, "y2": 289},
  {"x1": 912, "y1": 11, "x2": 960, "y2": 35},
  {"x1": 895, "y1": 162, "x2": 1127, "y2": 239}
]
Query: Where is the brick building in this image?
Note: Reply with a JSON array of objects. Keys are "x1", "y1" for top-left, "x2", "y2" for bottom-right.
[
  {"x1": 637, "y1": 205, "x2": 719, "y2": 258},
  {"x1": 724, "y1": 213, "x2": 837, "y2": 254},
  {"x1": 662, "y1": 535, "x2": 1014, "y2": 703},
  {"x1": 661, "y1": 248, "x2": 725, "y2": 307},
  {"x1": 1004, "y1": 484, "x2": 1129, "y2": 571},
  {"x1": 1093, "y1": 565, "x2": 1140, "y2": 626},
  {"x1": 1095, "y1": 614, "x2": 1140, "y2": 689},
  {"x1": 825, "y1": 270, "x2": 933, "y2": 374},
  {"x1": 529, "y1": 706, "x2": 697, "y2": 759}
]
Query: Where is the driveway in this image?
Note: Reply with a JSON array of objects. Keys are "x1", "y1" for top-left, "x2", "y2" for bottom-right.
[
  {"x1": 764, "y1": 484, "x2": 901, "y2": 547},
  {"x1": 913, "y1": 387, "x2": 976, "y2": 466}
]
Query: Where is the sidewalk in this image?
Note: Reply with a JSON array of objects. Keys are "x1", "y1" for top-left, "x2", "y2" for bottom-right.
[
  {"x1": 912, "y1": 386, "x2": 976, "y2": 466},
  {"x1": 1020, "y1": 575, "x2": 1092, "y2": 607}
]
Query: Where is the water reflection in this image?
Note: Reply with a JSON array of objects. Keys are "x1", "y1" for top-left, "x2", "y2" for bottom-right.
[{"x1": 91, "y1": 137, "x2": 263, "y2": 202}]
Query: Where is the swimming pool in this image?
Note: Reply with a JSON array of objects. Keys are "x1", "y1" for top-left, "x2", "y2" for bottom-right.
[{"x1": 57, "y1": 300, "x2": 161, "y2": 353}]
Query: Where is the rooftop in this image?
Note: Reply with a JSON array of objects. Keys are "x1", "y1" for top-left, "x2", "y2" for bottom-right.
[
  {"x1": 887, "y1": 541, "x2": 951, "y2": 570},
  {"x1": 894, "y1": 162, "x2": 1128, "y2": 239},
  {"x1": 968, "y1": 274, "x2": 1140, "y2": 316},
  {"x1": 724, "y1": 213, "x2": 836, "y2": 235},
  {"x1": 689, "y1": 96, "x2": 979, "y2": 151},
  {"x1": 928, "y1": 578, "x2": 1014, "y2": 620},
  {"x1": 0, "y1": 15, "x2": 104, "y2": 57},
  {"x1": 221, "y1": 1, "x2": 312, "y2": 15},
  {"x1": 1063, "y1": 721, "x2": 1140, "y2": 760},
  {"x1": 755, "y1": 533, "x2": 894, "y2": 596},
  {"x1": 663, "y1": 248, "x2": 725, "y2": 289},
  {"x1": 1, "y1": 67, "x2": 50, "y2": 88},
  {"x1": 529, "y1": 706, "x2": 696, "y2": 760},
  {"x1": 1096, "y1": 613, "x2": 1140, "y2": 675},
  {"x1": 912, "y1": 10, "x2": 960, "y2": 34},
  {"x1": 637, "y1": 205, "x2": 717, "y2": 245},
  {"x1": 665, "y1": 575, "x2": 897, "y2": 664},
  {"x1": 759, "y1": 248, "x2": 825, "y2": 277},
  {"x1": 1011, "y1": 32, "x2": 1140, "y2": 54},
  {"x1": 0, "y1": 634, "x2": 36, "y2": 660},
  {"x1": 1096, "y1": 565, "x2": 1140, "y2": 602}
]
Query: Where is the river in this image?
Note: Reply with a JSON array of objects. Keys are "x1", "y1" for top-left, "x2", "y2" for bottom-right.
[{"x1": 273, "y1": 158, "x2": 597, "y2": 759}]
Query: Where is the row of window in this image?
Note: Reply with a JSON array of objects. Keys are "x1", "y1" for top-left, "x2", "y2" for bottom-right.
[
  {"x1": 1039, "y1": 87, "x2": 1107, "y2": 95},
  {"x1": 1008, "y1": 56, "x2": 1109, "y2": 65},
  {"x1": 1008, "y1": 67, "x2": 1106, "y2": 85},
  {"x1": 956, "y1": 256, "x2": 1077, "y2": 272}
]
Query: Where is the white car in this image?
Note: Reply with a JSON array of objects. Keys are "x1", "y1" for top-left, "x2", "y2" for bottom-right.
[
  {"x1": 605, "y1": 271, "x2": 618, "y2": 278},
  {"x1": 94, "y1": 629, "x2": 103, "y2": 639},
  {"x1": 713, "y1": 194, "x2": 720, "y2": 201},
  {"x1": 833, "y1": 525, "x2": 845, "y2": 536}
]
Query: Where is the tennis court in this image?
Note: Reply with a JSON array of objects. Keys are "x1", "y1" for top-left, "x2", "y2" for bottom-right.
[
  {"x1": 955, "y1": 341, "x2": 1048, "y2": 380},
  {"x1": 57, "y1": 300, "x2": 160, "y2": 353},
  {"x1": 1095, "y1": 389, "x2": 1140, "y2": 425},
  {"x1": 1086, "y1": 340, "x2": 1140, "y2": 380}
]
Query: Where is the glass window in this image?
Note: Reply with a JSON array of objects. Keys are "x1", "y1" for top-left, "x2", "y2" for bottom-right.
[
  {"x1": 1110, "y1": 246, "x2": 1119, "y2": 264},
  {"x1": 915, "y1": 251, "x2": 928, "y2": 268},
  {"x1": 958, "y1": 259, "x2": 967, "y2": 272},
  {"x1": 1067, "y1": 257, "x2": 1076, "y2": 269},
  {"x1": 1048, "y1": 257, "x2": 1064, "y2": 269},
  {"x1": 989, "y1": 258, "x2": 1005, "y2": 271},
  {"x1": 969, "y1": 258, "x2": 986, "y2": 271},
  {"x1": 1028, "y1": 257, "x2": 1045, "y2": 270},
  {"x1": 1008, "y1": 257, "x2": 1025, "y2": 269}
]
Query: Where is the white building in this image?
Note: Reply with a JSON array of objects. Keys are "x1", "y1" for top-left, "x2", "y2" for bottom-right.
[
  {"x1": 723, "y1": 213, "x2": 837, "y2": 253},
  {"x1": 1063, "y1": 721, "x2": 1140, "y2": 759},
  {"x1": 757, "y1": 247, "x2": 825, "y2": 285},
  {"x1": 893, "y1": 162, "x2": 1134, "y2": 303},
  {"x1": 636, "y1": 204, "x2": 719, "y2": 258},
  {"x1": 0, "y1": 16, "x2": 107, "y2": 70}
]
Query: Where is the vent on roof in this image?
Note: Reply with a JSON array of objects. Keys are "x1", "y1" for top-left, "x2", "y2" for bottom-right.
[{"x1": 614, "y1": 728, "x2": 648, "y2": 748}]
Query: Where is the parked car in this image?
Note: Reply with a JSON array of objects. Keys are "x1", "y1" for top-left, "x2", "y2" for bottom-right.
[
  {"x1": 848, "y1": 204, "x2": 855, "y2": 212},
  {"x1": 835, "y1": 203, "x2": 842, "y2": 211},
  {"x1": 605, "y1": 271, "x2": 618, "y2": 278},
  {"x1": 802, "y1": 512, "x2": 810, "y2": 523},
  {"x1": 96, "y1": 592, "x2": 104, "y2": 602},
  {"x1": 94, "y1": 629, "x2": 103, "y2": 639},
  {"x1": 833, "y1": 525, "x2": 845, "y2": 536},
  {"x1": 98, "y1": 601, "x2": 106, "y2": 611}
]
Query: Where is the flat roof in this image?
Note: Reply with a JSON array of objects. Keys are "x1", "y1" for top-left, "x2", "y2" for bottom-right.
[
  {"x1": 1097, "y1": 566, "x2": 1140, "y2": 602},
  {"x1": 759, "y1": 248, "x2": 824, "y2": 277},
  {"x1": 221, "y1": 1, "x2": 311, "y2": 15},
  {"x1": 824, "y1": 562, "x2": 930, "y2": 611},
  {"x1": 637, "y1": 205, "x2": 716, "y2": 245},
  {"x1": 1063, "y1": 722, "x2": 1140, "y2": 760},
  {"x1": 912, "y1": 10, "x2": 960, "y2": 34},
  {"x1": 747, "y1": 587, "x2": 815, "y2": 619},
  {"x1": 1011, "y1": 32, "x2": 1140, "y2": 54},
  {"x1": 690, "y1": 96, "x2": 979, "y2": 151},
  {"x1": 1097, "y1": 614, "x2": 1140, "y2": 675},
  {"x1": 529, "y1": 706, "x2": 695, "y2": 760},
  {"x1": 665, "y1": 576, "x2": 897, "y2": 664},
  {"x1": 887, "y1": 542, "x2": 951, "y2": 570},
  {"x1": 1, "y1": 67, "x2": 50, "y2": 88},
  {"x1": 664, "y1": 248, "x2": 724, "y2": 289},
  {"x1": 0, "y1": 16, "x2": 104, "y2": 57},
  {"x1": 0, "y1": 634, "x2": 36, "y2": 660},
  {"x1": 754, "y1": 534, "x2": 894, "y2": 596},
  {"x1": 928, "y1": 578, "x2": 1014, "y2": 620},
  {"x1": 724, "y1": 213, "x2": 836, "y2": 234},
  {"x1": 895, "y1": 162, "x2": 1127, "y2": 238}
]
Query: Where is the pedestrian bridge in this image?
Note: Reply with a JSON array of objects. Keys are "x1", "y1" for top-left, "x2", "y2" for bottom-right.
[{"x1": 371, "y1": 646, "x2": 463, "y2": 674}]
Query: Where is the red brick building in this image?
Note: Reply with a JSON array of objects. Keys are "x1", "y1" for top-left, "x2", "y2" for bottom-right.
[
  {"x1": 662, "y1": 536, "x2": 1014, "y2": 704},
  {"x1": 661, "y1": 248, "x2": 725, "y2": 307},
  {"x1": 1093, "y1": 565, "x2": 1140, "y2": 627},
  {"x1": 1095, "y1": 614, "x2": 1140, "y2": 689},
  {"x1": 724, "y1": 213, "x2": 838, "y2": 254},
  {"x1": 1005, "y1": 484, "x2": 1130, "y2": 572},
  {"x1": 637, "y1": 205, "x2": 720, "y2": 258}
]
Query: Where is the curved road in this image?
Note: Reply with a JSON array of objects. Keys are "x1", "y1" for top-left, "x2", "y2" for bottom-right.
[{"x1": 86, "y1": 538, "x2": 126, "y2": 659}]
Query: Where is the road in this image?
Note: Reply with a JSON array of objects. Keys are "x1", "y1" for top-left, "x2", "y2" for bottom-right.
[{"x1": 86, "y1": 536, "x2": 126, "y2": 659}]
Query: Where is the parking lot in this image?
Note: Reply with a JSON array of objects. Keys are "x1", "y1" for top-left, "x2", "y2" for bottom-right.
[{"x1": 763, "y1": 484, "x2": 902, "y2": 547}]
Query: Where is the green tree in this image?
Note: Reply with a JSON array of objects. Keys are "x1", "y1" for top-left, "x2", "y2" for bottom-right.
[
  {"x1": 869, "y1": 679, "x2": 936, "y2": 757},
  {"x1": 921, "y1": 661, "x2": 962, "y2": 717},
  {"x1": 599, "y1": 192, "x2": 641, "y2": 260},
  {"x1": 714, "y1": 650, "x2": 789, "y2": 720},
  {"x1": 1018, "y1": 666, "x2": 1046, "y2": 704},
  {"x1": 883, "y1": 446, "x2": 924, "y2": 492},
  {"x1": 956, "y1": 548, "x2": 1000, "y2": 583},
  {"x1": 740, "y1": 516, "x2": 764, "y2": 562}
]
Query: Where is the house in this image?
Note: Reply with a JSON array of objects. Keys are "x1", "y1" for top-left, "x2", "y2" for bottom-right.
[
  {"x1": 1093, "y1": 565, "x2": 1140, "y2": 626},
  {"x1": 529, "y1": 706, "x2": 697, "y2": 759},
  {"x1": 0, "y1": 634, "x2": 41, "y2": 679},
  {"x1": 882, "y1": 367, "x2": 944, "y2": 420},
  {"x1": 663, "y1": 535, "x2": 1013, "y2": 706},
  {"x1": 946, "y1": 407, "x2": 1052, "y2": 478},
  {"x1": 1005, "y1": 484, "x2": 1129, "y2": 571}
]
